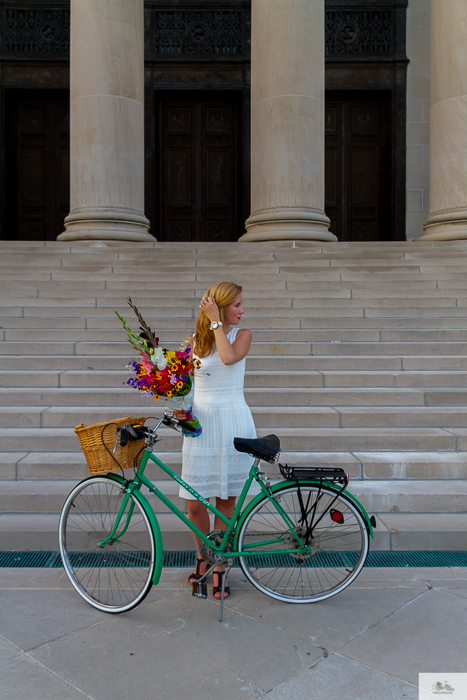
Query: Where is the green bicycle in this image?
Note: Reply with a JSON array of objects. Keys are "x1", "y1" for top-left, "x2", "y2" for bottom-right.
[{"x1": 59, "y1": 411, "x2": 375, "y2": 617}]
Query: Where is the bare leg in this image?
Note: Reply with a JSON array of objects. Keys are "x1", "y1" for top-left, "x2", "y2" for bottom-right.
[
  {"x1": 213, "y1": 496, "x2": 236, "y2": 598},
  {"x1": 187, "y1": 500, "x2": 210, "y2": 580}
]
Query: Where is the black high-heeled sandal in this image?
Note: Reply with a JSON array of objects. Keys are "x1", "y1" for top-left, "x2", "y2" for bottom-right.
[
  {"x1": 213, "y1": 570, "x2": 230, "y2": 599},
  {"x1": 188, "y1": 557, "x2": 207, "y2": 584}
]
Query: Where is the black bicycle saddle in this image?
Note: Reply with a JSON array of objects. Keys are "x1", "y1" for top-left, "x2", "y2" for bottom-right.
[{"x1": 233, "y1": 434, "x2": 280, "y2": 463}]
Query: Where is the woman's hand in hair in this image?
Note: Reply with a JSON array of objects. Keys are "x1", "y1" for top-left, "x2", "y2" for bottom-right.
[{"x1": 199, "y1": 296, "x2": 221, "y2": 323}]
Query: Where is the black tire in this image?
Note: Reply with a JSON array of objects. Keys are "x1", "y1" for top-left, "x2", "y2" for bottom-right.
[
  {"x1": 237, "y1": 483, "x2": 370, "y2": 603},
  {"x1": 59, "y1": 476, "x2": 155, "y2": 613}
]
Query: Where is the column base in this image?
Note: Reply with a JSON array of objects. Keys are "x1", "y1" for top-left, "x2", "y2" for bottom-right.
[
  {"x1": 420, "y1": 210, "x2": 467, "y2": 241},
  {"x1": 58, "y1": 210, "x2": 155, "y2": 242},
  {"x1": 240, "y1": 208, "x2": 337, "y2": 243}
]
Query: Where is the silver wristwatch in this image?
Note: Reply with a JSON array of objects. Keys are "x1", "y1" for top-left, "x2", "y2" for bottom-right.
[{"x1": 210, "y1": 321, "x2": 223, "y2": 331}]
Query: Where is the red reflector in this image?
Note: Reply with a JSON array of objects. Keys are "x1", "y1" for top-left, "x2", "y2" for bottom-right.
[{"x1": 330, "y1": 509, "x2": 344, "y2": 523}]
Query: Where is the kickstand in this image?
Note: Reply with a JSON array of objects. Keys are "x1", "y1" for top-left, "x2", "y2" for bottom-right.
[{"x1": 219, "y1": 566, "x2": 232, "y2": 623}]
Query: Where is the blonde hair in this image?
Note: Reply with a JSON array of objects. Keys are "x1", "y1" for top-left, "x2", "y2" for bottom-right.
[{"x1": 194, "y1": 281, "x2": 243, "y2": 358}]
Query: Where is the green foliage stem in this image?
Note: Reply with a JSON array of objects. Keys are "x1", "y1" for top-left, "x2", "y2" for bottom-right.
[{"x1": 114, "y1": 309, "x2": 151, "y2": 359}]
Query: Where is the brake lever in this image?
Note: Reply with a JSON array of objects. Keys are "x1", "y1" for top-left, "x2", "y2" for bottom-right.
[
  {"x1": 112, "y1": 429, "x2": 120, "y2": 454},
  {"x1": 125, "y1": 423, "x2": 139, "y2": 438}
]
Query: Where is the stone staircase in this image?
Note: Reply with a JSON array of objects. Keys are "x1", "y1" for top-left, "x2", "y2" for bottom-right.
[{"x1": 1, "y1": 238, "x2": 467, "y2": 551}]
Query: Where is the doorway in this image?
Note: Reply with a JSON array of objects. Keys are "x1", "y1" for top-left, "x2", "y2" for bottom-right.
[
  {"x1": 325, "y1": 91, "x2": 392, "y2": 242},
  {"x1": 4, "y1": 90, "x2": 69, "y2": 241},
  {"x1": 155, "y1": 92, "x2": 241, "y2": 242}
]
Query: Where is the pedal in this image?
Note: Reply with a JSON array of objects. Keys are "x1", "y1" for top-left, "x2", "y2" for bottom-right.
[
  {"x1": 192, "y1": 582, "x2": 208, "y2": 598},
  {"x1": 369, "y1": 515, "x2": 377, "y2": 528}
]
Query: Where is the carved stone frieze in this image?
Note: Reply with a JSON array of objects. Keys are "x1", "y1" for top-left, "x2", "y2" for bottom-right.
[
  {"x1": 1, "y1": 4, "x2": 398, "y2": 61},
  {"x1": 325, "y1": 9, "x2": 393, "y2": 56},
  {"x1": 150, "y1": 9, "x2": 248, "y2": 56},
  {"x1": 3, "y1": 8, "x2": 70, "y2": 55}
]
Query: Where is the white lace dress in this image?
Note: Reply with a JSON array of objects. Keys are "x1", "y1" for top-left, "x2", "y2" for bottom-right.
[{"x1": 179, "y1": 327, "x2": 258, "y2": 500}]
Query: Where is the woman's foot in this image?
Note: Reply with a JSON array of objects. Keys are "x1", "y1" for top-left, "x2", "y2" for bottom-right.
[
  {"x1": 188, "y1": 557, "x2": 208, "y2": 584},
  {"x1": 213, "y1": 569, "x2": 230, "y2": 599}
]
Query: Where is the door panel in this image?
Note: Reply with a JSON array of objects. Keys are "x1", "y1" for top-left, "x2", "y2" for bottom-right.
[
  {"x1": 325, "y1": 94, "x2": 390, "y2": 242},
  {"x1": 4, "y1": 92, "x2": 69, "y2": 241},
  {"x1": 158, "y1": 95, "x2": 239, "y2": 242}
]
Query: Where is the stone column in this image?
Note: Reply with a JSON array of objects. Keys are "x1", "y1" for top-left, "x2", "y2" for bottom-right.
[
  {"x1": 420, "y1": 0, "x2": 467, "y2": 241},
  {"x1": 58, "y1": 0, "x2": 153, "y2": 242},
  {"x1": 239, "y1": 0, "x2": 335, "y2": 243}
]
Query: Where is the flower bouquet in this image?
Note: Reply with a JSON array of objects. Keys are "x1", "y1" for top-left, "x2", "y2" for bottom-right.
[{"x1": 115, "y1": 298, "x2": 201, "y2": 437}]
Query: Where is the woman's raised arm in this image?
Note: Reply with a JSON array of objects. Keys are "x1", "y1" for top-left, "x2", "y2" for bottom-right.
[{"x1": 199, "y1": 296, "x2": 251, "y2": 365}]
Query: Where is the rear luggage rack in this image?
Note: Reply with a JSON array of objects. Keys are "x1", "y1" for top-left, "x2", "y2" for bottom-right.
[{"x1": 279, "y1": 465, "x2": 349, "y2": 486}]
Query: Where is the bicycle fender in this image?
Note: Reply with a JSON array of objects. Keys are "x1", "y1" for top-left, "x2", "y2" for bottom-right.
[
  {"x1": 106, "y1": 473, "x2": 165, "y2": 585},
  {"x1": 233, "y1": 480, "x2": 373, "y2": 550}
]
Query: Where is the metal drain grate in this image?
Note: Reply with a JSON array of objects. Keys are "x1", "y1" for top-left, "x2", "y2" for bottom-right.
[{"x1": 0, "y1": 551, "x2": 467, "y2": 568}]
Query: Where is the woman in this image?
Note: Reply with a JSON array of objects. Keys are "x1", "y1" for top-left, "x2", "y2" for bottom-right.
[{"x1": 180, "y1": 281, "x2": 257, "y2": 599}]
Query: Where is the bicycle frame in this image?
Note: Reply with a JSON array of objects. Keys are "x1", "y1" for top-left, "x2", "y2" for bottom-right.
[
  {"x1": 98, "y1": 446, "x2": 374, "y2": 585},
  {"x1": 99, "y1": 450, "x2": 308, "y2": 555}
]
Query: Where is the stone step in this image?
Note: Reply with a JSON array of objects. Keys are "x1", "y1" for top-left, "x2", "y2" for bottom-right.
[
  {"x1": 0, "y1": 369, "x2": 323, "y2": 389},
  {"x1": 10, "y1": 257, "x2": 467, "y2": 270},
  {"x1": 0, "y1": 426, "x2": 457, "y2": 452},
  {"x1": 0, "y1": 386, "x2": 429, "y2": 407},
  {"x1": 7, "y1": 316, "x2": 467, "y2": 330},
  {"x1": 3, "y1": 353, "x2": 467, "y2": 372},
  {"x1": 8, "y1": 283, "x2": 459, "y2": 298},
  {"x1": 7, "y1": 328, "x2": 467, "y2": 343},
  {"x1": 1, "y1": 512, "x2": 467, "y2": 551},
  {"x1": 0, "y1": 354, "x2": 409, "y2": 371},
  {"x1": 13, "y1": 283, "x2": 448, "y2": 299},
  {"x1": 3, "y1": 328, "x2": 385, "y2": 342},
  {"x1": 3, "y1": 260, "x2": 467, "y2": 273},
  {"x1": 12, "y1": 297, "x2": 462, "y2": 313},
  {"x1": 319, "y1": 371, "x2": 467, "y2": 388},
  {"x1": 0, "y1": 450, "x2": 362, "y2": 480},
  {"x1": 2, "y1": 405, "x2": 466, "y2": 431},
  {"x1": 3, "y1": 369, "x2": 467, "y2": 390},
  {"x1": 337, "y1": 406, "x2": 467, "y2": 428},
  {"x1": 0, "y1": 480, "x2": 187, "y2": 515},
  {"x1": 5, "y1": 448, "x2": 467, "y2": 482},
  {"x1": 0, "y1": 340, "x2": 314, "y2": 356},
  {"x1": 3, "y1": 339, "x2": 467, "y2": 356},
  {"x1": 7, "y1": 312, "x2": 467, "y2": 328},
  {"x1": 3, "y1": 479, "x2": 466, "y2": 517},
  {"x1": 312, "y1": 342, "x2": 467, "y2": 356}
]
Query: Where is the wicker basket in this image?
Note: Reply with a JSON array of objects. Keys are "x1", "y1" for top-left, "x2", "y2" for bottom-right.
[{"x1": 75, "y1": 416, "x2": 146, "y2": 475}]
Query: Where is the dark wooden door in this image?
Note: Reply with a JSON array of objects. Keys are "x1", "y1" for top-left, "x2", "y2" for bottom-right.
[
  {"x1": 4, "y1": 92, "x2": 69, "y2": 241},
  {"x1": 157, "y1": 95, "x2": 240, "y2": 242},
  {"x1": 325, "y1": 94, "x2": 391, "y2": 242}
]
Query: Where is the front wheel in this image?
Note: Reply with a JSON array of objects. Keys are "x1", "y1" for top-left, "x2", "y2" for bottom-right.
[
  {"x1": 237, "y1": 483, "x2": 370, "y2": 603},
  {"x1": 59, "y1": 476, "x2": 156, "y2": 613}
]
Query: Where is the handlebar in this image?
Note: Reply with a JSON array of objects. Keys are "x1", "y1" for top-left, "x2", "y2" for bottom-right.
[
  {"x1": 112, "y1": 410, "x2": 197, "y2": 453},
  {"x1": 162, "y1": 411, "x2": 198, "y2": 434}
]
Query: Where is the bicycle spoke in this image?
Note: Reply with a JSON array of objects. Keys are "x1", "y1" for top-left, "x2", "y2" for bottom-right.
[
  {"x1": 60, "y1": 477, "x2": 155, "y2": 613},
  {"x1": 238, "y1": 484, "x2": 369, "y2": 603}
]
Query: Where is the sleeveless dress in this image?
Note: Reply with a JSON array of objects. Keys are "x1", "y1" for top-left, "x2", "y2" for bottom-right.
[{"x1": 179, "y1": 327, "x2": 258, "y2": 500}]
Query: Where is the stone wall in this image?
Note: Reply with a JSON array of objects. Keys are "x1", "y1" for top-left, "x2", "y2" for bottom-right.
[{"x1": 406, "y1": 0, "x2": 430, "y2": 240}]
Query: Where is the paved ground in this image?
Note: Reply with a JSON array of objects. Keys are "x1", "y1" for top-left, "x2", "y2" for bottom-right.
[{"x1": 1, "y1": 566, "x2": 467, "y2": 699}]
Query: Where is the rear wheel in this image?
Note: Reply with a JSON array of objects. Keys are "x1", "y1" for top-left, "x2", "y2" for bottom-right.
[
  {"x1": 59, "y1": 476, "x2": 155, "y2": 613},
  {"x1": 237, "y1": 483, "x2": 369, "y2": 603}
]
